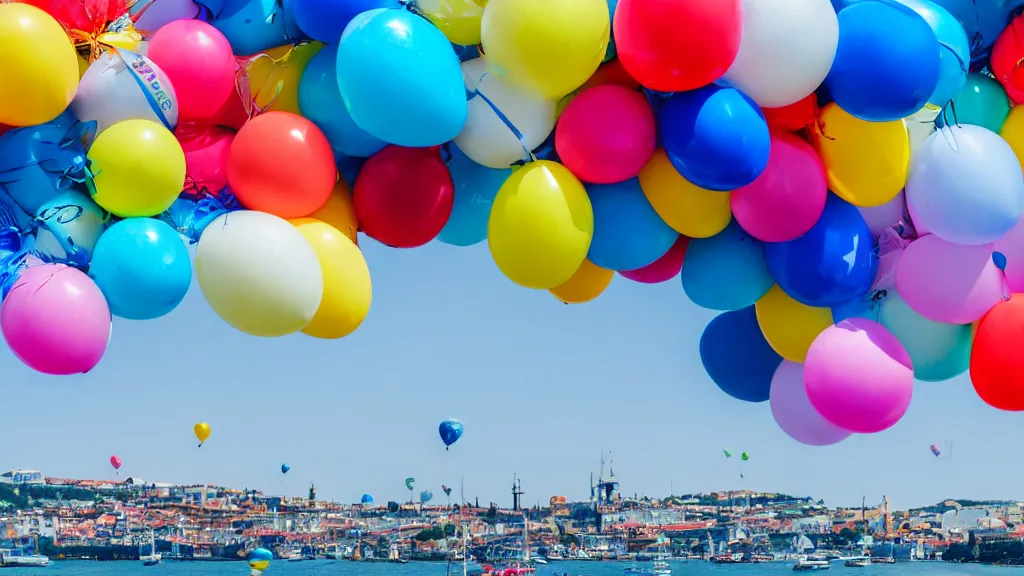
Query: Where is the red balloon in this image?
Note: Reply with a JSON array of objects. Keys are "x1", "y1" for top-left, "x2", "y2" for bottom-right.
[
  {"x1": 0, "y1": 124, "x2": 11, "y2": 138},
  {"x1": 613, "y1": 0, "x2": 742, "y2": 92},
  {"x1": 992, "y1": 16, "x2": 1024, "y2": 105},
  {"x1": 110, "y1": 455, "x2": 121, "y2": 470},
  {"x1": 20, "y1": 0, "x2": 125, "y2": 34},
  {"x1": 971, "y1": 295, "x2": 1024, "y2": 411},
  {"x1": 762, "y1": 95, "x2": 817, "y2": 133},
  {"x1": 619, "y1": 236, "x2": 689, "y2": 284},
  {"x1": 227, "y1": 111, "x2": 335, "y2": 218},
  {"x1": 354, "y1": 146, "x2": 454, "y2": 248}
]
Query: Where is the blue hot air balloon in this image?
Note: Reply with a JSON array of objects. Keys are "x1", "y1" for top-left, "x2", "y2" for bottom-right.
[
  {"x1": 247, "y1": 547, "x2": 273, "y2": 573},
  {"x1": 280, "y1": 463, "x2": 290, "y2": 475},
  {"x1": 420, "y1": 490, "x2": 434, "y2": 503},
  {"x1": 360, "y1": 493, "x2": 374, "y2": 504},
  {"x1": 438, "y1": 418, "x2": 464, "y2": 450}
]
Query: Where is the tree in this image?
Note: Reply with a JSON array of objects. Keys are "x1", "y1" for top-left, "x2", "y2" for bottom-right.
[
  {"x1": 837, "y1": 528, "x2": 858, "y2": 544},
  {"x1": 414, "y1": 527, "x2": 445, "y2": 542}
]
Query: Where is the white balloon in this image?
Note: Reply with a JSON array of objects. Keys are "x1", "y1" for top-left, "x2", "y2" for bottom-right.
[
  {"x1": 197, "y1": 211, "x2": 323, "y2": 337},
  {"x1": 72, "y1": 50, "x2": 178, "y2": 135},
  {"x1": 455, "y1": 57, "x2": 556, "y2": 169},
  {"x1": 723, "y1": 0, "x2": 838, "y2": 108}
]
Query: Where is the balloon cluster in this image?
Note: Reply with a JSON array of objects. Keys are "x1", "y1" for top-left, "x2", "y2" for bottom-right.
[{"x1": 3, "y1": 0, "x2": 1024, "y2": 442}]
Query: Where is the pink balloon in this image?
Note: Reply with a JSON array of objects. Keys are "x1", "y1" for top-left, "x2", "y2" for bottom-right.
[
  {"x1": 804, "y1": 318, "x2": 914, "y2": 434},
  {"x1": 555, "y1": 85, "x2": 656, "y2": 184},
  {"x1": 147, "y1": 20, "x2": 236, "y2": 121},
  {"x1": 1, "y1": 264, "x2": 111, "y2": 375},
  {"x1": 896, "y1": 234, "x2": 1005, "y2": 323},
  {"x1": 110, "y1": 455, "x2": 122, "y2": 470},
  {"x1": 995, "y1": 214, "x2": 1024, "y2": 293},
  {"x1": 620, "y1": 236, "x2": 688, "y2": 283},
  {"x1": 770, "y1": 361, "x2": 852, "y2": 446},
  {"x1": 178, "y1": 124, "x2": 234, "y2": 195},
  {"x1": 730, "y1": 131, "x2": 827, "y2": 242}
]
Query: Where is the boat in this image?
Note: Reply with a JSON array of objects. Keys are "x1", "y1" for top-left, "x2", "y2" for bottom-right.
[
  {"x1": 793, "y1": 556, "x2": 830, "y2": 571},
  {"x1": 844, "y1": 558, "x2": 871, "y2": 567},
  {"x1": 285, "y1": 549, "x2": 304, "y2": 562},
  {"x1": 141, "y1": 530, "x2": 161, "y2": 566},
  {"x1": 0, "y1": 550, "x2": 49, "y2": 568},
  {"x1": 532, "y1": 557, "x2": 547, "y2": 565},
  {"x1": 624, "y1": 560, "x2": 671, "y2": 575},
  {"x1": 870, "y1": 556, "x2": 895, "y2": 564}
]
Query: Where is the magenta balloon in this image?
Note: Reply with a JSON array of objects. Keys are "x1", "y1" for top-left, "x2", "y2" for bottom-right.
[
  {"x1": 804, "y1": 318, "x2": 914, "y2": 434},
  {"x1": 1, "y1": 264, "x2": 111, "y2": 375},
  {"x1": 134, "y1": 0, "x2": 202, "y2": 32},
  {"x1": 619, "y1": 236, "x2": 688, "y2": 284},
  {"x1": 895, "y1": 234, "x2": 1005, "y2": 323},
  {"x1": 770, "y1": 361, "x2": 852, "y2": 446},
  {"x1": 994, "y1": 215, "x2": 1024, "y2": 293}
]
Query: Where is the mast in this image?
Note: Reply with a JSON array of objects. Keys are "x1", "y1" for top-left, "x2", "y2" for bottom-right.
[
  {"x1": 462, "y1": 520, "x2": 468, "y2": 576},
  {"x1": 523, "y1": 513, "x2": 530, "y2": 563}
]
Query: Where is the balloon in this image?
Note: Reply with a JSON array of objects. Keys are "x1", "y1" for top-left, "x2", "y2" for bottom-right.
[
  {"x1": 418, "y1": 0, "x2": 485, "y2": 46},
  {"x1": 681, "y1": 221, "x2": 773, "y2": 311},
  {"x1": 731, "y1": 131, "x2": 827, "y2": 242},
  {"x1": 110, "y1": 455, "x2": 122, "y2": 470},
  {"x1": 585, "y1": 179, "x2": 678, "y2": 271},
  {"x1": 825, "y1": 1, "x2": 940, "y2": 122},
  {"x1": 281, "y1": 463, "x2": 290, "y2": 474},
  {"x1": 292, "y1": 0, "x2": 393, "y2": 43},
  {"x1": 32, "y1": 191, "x2": 107, "y2": 269},
  {"x1": 812, "y1": 103, "x2": 909, "y2": 208},
  {"x1": 0, "y1": 111, "x2": 90, "y2": 216},
  {"x1": 993, "y1": 15, "x2": 1024, "y2": 104},
  {"x1": 337, "y1": 8, "x2": 466, "y2": 147},
  {"x1": 89, "y1": 119, "x2": 186, "y2": 217},
  {"x1": 439, "y1": 418, "x2": 464, "y2": 448},
  {"x1": 755, "y1": 285, "x2": 834, "y2": 362},
  {"x1": 877, "y1": 291, "x2": 972, "y2": 381},
  {"x1": 178, "y1": 125, "x2": 233, "y2": 196},
  {"x1": 770, "y1": 361, "x2": 851, "y2": 446},
  {"x1": 0, "y1": 4, "x2": 79, "y2": 127},
  {"x1": 659, "y1": 86, "x2": 770, "y2": 191},
  {"x1": 309, "y1": 181, "x2": 359, "y2": 244},
  {"x1": 1, "y1": 264, "x2": 110, "y2": 375},
  {"x1": 243, "y1": 42, "x2": 325, "y2": 117},
  {"x1": 488, "y1": 161, "x2": 593, "y2": 289},
  {"x1": 133, "y1": 0, "x2": 202, "y2": 31},
  {"x1": 89, "y1": 218, "x2": 191, "y2": 320},
  {"x1": 354, "y1": 146, "x2": 454, "y2": 248},
  {"x1": 614, "y1": 0, "x2": 741, "y2": 92},
  {"x1": 227, "y1": 111, "x2": 335, "y2": 219},
  {"x1": 638, "y1": 150, "x2": 730, "y2": 238},
  {"x1": 555, "y1": 85, "x2": 655, "y2": 184},
  {"x1": 699, "y1": 306, "x2": 781, "y2": 403},
  {"x1": 438, "y1": 144, "x2": 510, "y2": 247},
  {"x1": 1002, "y1": 105, "x2": 1024, "y2": 170},
  {"x1": 360, "y1": 494, "x2": 373, "y2": 504},
  {"x1": 147, "y1": 20, "x2": 235, "y2": 121},
  {"x1": 971, "y1": 296, "x2": 1024, "y2": 411},
  {"x1": 550, "y1": 259, "x2": 612, "y2": 304},
  {"x1": 804, "y1": 318, "x2": 914, "y2": 434},
  {"x1": 895, "y1": 234, "x2": 1005, "y2": 324},
  {"x1": 481, "y1": 0, "x2": 609, "y2": 99},
  {"x1": 457, "y1": 57, "x2": 556, "y2": 169},
  {"x1": 579, "y1": 58, "x2": 640, "y2": 93},
  {"x1": 937, "y1": 73, "x2": 1011, "y2": 132},
  {"x1": 298, "y1": 46, "x2": 385, "y2": 159},
  {"x1": 761, "y1": 95, "x2": 816, "y2": 133},
  {"x1": 723, "y1": 0, "x2": 838, "y2": 108},
  {"x1": 211, "y1": 0, "x2": 306, "y2": 56},
  {"x1": 73, "y1": 49, "x2": 178, "y2": 135},
  {"x1": 620, "y1": 236, "x2": 688, "y2": 284},
  {"x1": 197, "y1": 211, "x2": 324, "y2": 337},
  {"x1": 898, "y1": 0, "x2": 969, "y2": 107},
  {"x1": 906, "y1": 126, "x2": 1024, "y2": 246},
  {"x1": 766, "y1": 194, "x2": 878, "y2": 307},
  {"x1": 290, "y1": 218, "x2": 371, "y2": 339},
  {"x1": 930, "y1": 0, "x2": 1014, "y2": 63},
  {"x1": 194, "y1": 422, "x2": 211, "y2": 445},
  {"x1": 858, "y1": 191, "x2": 909, "y2": 241},
  {"x1": 247, "y1": 547, "x2": 272, "y2": 572}
]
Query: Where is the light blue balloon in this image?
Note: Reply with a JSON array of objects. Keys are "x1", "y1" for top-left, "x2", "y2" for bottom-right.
[
  {"x1": 928, "y1": 0, "x2": 1016, "y2": 62},
  {"x1": 831, "y1": 294, "x2": 878, "y2": 323},
  {"x1": 212, "y1": 0, "x2": 305, "y2": 57},
  {"x1": 298, "y1": 46, "x2": 386, "y2": 158},
  {"x1": 681, "y1": 221, "x2": 773, "y2": 311},
  {"x1": 336, "y1": 8, "x2": 467, "y2": 147},
  {"x1": 586, "y1": 179, "x2": 678, "y2": 271},
  {"x1": 898, "y1": 0, "x2": 969, "y2": 106},
  {"x1": 89, "y1": 218, "x2": 192, "y2": 320},
  {"x1": 0, "y1": 110, "x2": 88, "y2": 216},
  {"x1": 33, "y1": 191, "x2": 108, "y2": 269},
  {"x1": 878, "y1": 291, "x2": 972, "y2": 381},
  {"x1": 438, "y1": 144, "x2": 509, "y2": 247}
]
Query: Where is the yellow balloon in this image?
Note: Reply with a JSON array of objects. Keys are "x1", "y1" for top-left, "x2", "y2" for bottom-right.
[
  {"x1": 812, "y1": 102, "x2": 909, "y2": 207},
  {"x1": 246, "y1": 42, "x2": 324, "y2": 115},
  {"x1": 0, "y1": 4, "x2": 80, "y2": 126},
  {"x1": 310, "y1": 180, "x2": 359, "y2": 244},
  {"x1": 549, "y1": 259, "x2": 613, "y2": 304},
  {"x1": 488, "y1": 160, "x2": 593, "y2": 289},
  {"x1": 418, "y1": 0, "x2": 485, "y2": 46},
  {"x1": 638, "y1": 150, "x2": 731, "y2": 238},
  {"x1": 755, "y1": 285, "x2": 834, "y2": 362},
  {"x1": 1001, "y1": 106, "x2": 1024, "y2": 170},
  {"x1": 89, "y1": 119, "x2": 186, "y2": 217},
  {"x1": 291, "y1": 218, "x2": 372, "y2": 340},
  {"x1": 481, "y1": 0, "x2": 609, "y2": 99},
  {"x1": 194, "y1": 422, "x2": 211, "y2": 445},
  {"x1": 78, "y1": 53, "x2": 90, "y2": 79}
]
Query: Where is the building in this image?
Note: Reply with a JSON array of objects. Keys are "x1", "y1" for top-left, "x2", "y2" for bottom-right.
[{"x1": 0, "y1": 470, "x2": 44, "y2": 485}]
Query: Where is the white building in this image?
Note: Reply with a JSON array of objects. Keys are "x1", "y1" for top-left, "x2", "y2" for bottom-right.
[{"x1": 0, "y1": 470, "x2": 44, "y2": 485}]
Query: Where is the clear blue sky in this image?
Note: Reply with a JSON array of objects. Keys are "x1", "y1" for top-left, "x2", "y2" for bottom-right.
[{"x1": 1, "y1": 237, "x2": 1017, "y2": 510}]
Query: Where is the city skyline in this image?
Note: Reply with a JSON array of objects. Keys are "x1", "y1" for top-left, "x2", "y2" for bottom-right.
[{"x1": 1, "y1": 238, "x2": 1017, "y2": 510}]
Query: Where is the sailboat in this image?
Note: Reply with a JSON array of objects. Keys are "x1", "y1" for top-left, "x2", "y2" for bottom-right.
[{"x1": 141, "y1": 530, "x2": 161, "y2": 566}]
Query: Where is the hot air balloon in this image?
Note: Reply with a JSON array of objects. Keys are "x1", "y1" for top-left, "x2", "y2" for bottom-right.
[
  {"x1": 420, "y1": 490, "x2": 434, "y2": 503},
  {"x1": 405, "y1": 477, "x2": 415, "y2": 491},
  {"x1": 439, "y1": 418, "x2": 464, "y2": 450},
  {"x1": 722, "y1": 449, "x2": 732, "y2": 458},
  {"x1": 930, "y1": 444, "x2": 941, "y2": 457},
  {"x1": 194, "y1": 422, "x2": 211, "y2": 447},
  {"x1": 442, "y1": 485, "x2": 452, "y2": 497},
  {"x1": 247, "y1": 547, "x2": 273, "y2": 576},
  {"x1": 741, "y1": 452, "x2": 749, "y2": 461},
  {"x1": 360, "y1": 494, "x2": 374, "y2": 504},
  {"x1": 110, "y1": 455, "x2": 122, "y2": 475},
  {"x1": 281, "y1": 463, "x2": 290, "y2": 474}
]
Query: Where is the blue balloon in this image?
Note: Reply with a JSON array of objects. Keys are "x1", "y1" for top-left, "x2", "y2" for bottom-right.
[
  {"x1": 765, "y1": 194, "x2": 878, "y2": 308},
  {"x1": 88, "y1": 218, "x2": 192, "y2": 320},
  {"x1": 212, "y1": 0, "x2": 306, "y2": 56},
  {"x1": 898, "y1": 0, "x2": 969, "y2": 106},
  {"x1": 604, "y1": 0, "x2": 619, "y2": 62},
  {"x1": 160, "y1": 191, "x2": 240, "y2": 244},
  {"x1": 438, "y1": 418, "x2": 463, "y2": 449},
  {"x1": 360, "y1": 493, "x2": 374, "y2": 504},
  {"x1": 438, "y1": 144, "x2": 510, "y2": 247},
  {"x1": 826, "y1": 1, "x2": 941, "y2": 121},
  {"x1": 453, "y1": 44, "x2": 480, "y2": 62},
  {"x1": 0, "y1": 110, "x2": 90, "y2": 216},
  {"x1": 929, "y1": 0, "x2": 1017, "y2": 62},
  {"x1": 292, "y1": 0, "x2": 396, "y2": 43},
  {"x1": 298, "y1": 46, "x2": 386, "y2": 158},
  {"x1": 659, "y1": 85, "x2": 770, "y2": 191},
  {"x1": 585, "y1": 179, "x2": 678, "y2": 271},
  {"x1": 336, "y1": 154, "x2": 366, "y2": 189},
  {"x1": 681, "y1": 221, "x2": 773, "y2": 311},
  {"x1": 420, "y1": 490, "x2": 433, "y2": 503},
  {"x1": 877, "y1": 290, "x2": 972, "y2": 381},
  {"x1": 699, "y1": 306, "x2": 781, "y2": 403},
  {"x1": 32, "y1": 191, "x2": 108, "y2": 269},
  {"x1": 281, "y1": 463, "x2": 291, "y2": 474},
  {"x1": 336, "y1": 9, "x2": 467, "y2": 147}
]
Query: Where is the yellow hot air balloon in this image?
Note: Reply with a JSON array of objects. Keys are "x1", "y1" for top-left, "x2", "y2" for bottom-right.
[
  {"x1": 550, "y1": 259, "x2": 613, "y2": 304},
  {"x1": 194, "y1": 422, "x2": 211, "y2": 447}
]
